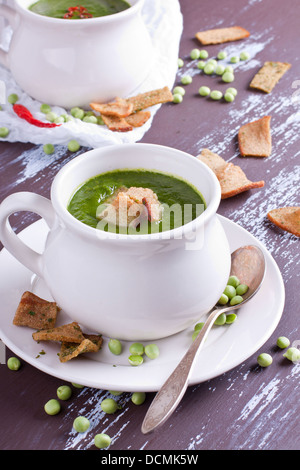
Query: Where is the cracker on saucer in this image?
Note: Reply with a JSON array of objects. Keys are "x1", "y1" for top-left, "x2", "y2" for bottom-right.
[
  {"x1": 238, "y1": 116, "x2": 272, "y2": 157},
  {"x1": 32, "y1": 321, "x2": 85, "y2": 344},
  {"x1": 195, "y1": 26, "x2": 250, "y2": 45},
  {"x1": 59, "y1": 334, "x2": 103, "y2": 363},
  {"x1": 250, "y1": 61, "x2": 291, "y2": 93},
  {"x1": 267, "y1": 207, "x2": 300, "y2": 237},
  {"x1": 13, "y1": 291, "x2": 60, "y2": 330}
]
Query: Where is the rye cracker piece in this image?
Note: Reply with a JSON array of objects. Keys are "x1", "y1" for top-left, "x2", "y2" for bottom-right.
[
  {"x1": 32, "y1": 321, "x2": 85, "y2": 344},
  {"x1": 238, "y1": 116, "x2": 272, "y2": 157},
  {"x1": 126, "y1": 86, "x2": 173, "y2": 112},
  {"x1": 101, "y1": 114, "x2": 133, "y2": 132},
  {"x1": 13, "y1": 291, "x2": 59, "y2": 330},
  {"x1": 267, "y1": 207, "x2": 300, "y2": 237},
  {"x1": 90, "y1": 97, "x2": 133, "y2": 118},
  {"x1": 249, "y1": 61, "x2": 291, "y2": 93},
  {"x1": 195, "y1": 26, "x2": 250, "y2": 45},
  {"x1": 59, "y1": 334, "x2": 103, "y2": 363},
  {"x1": 217, "y1": 163, "x2": 265, "y2": 199},
  {"x1": 197, "y1": 149, "x2": 228, "y2": 174},
  {"x1": 126, "y1": 110, "x2": 151, "y2": 127}
]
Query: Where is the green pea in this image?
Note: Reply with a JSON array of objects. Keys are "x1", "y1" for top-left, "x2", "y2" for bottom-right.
[
  {"x1": 227, "y1": 275, "x2": 240, "y2": 288},
  {"x1": 108, "y1": 338, "x2": 122, "y2": 355},
  {"x1": 68, "y1": 140, "x2": 81, "y2": 152},
  {"x1": 257, "y1": 353, "x2": 273, "y2": 367},
  {"x1": 57, "y1": 385, "x2": 72, "y2": 400},
  {"x1": 129, "y1": 342, "x2": 144, "y2": 356},
  {"x1": 128, "y1": 354, "x2": 144, "y2": 366},
  {"x1": 83, "y1": 115, "x2": 98, "y2": 124},
  {"x1": 73, "y1": 416, "x2": 90, "y2": 432},
  {"x1": 218, "y1": 293, "x2": 229, "y2": 305},
  {"x1": 178, "y1": 58, "x2": 184, "y2": 68},
  {"x1": 144, "y1": 344, "x2": 160, "y2": 359},
  {"x1": 215, "y1": 64, "x2": 225, "y2": 75},
  {"x1": 43, "y1": 143, "x2": 55, "y2": 155},
  {"x1": 230, "y1": 56, "x2": 240, "y2": 64},
  {"x1": 72, "y1": 383, "x2": 84, "y2": 388},
  {"x1": 207, "y1": 59, "x2": 217, "y2": 67},
  {"x1": 40, "y1": 104, "x2": 52, "y2": 114},
  {"x1": 217, "y1": 50, "x2": 227, "y2": 60},
  {"x1": 109, "y1": 390, "x2": 123, "y2": 396},
  {"x1": 190, "y1": 48, "x2": 200, "y2": 60},
  {"x1": 210, "y1": 90, "x2": 223, "y2": 100},
  {"x1": 214, "y1": 313, "x2": 226, "y2": 325},
  {"x1": 45, "y1": 112, "x2": 58, "y2": 123},
  {"x1": 173, "y1": 93, "x2": 183, "y2": 104},
  {"x1": 203, "y1": 63, "x2": 215, "y2": 75},
  {"x1": 97, "y1": 116, "x2": 105, "y2": 125},
  {"x1": 71, "y1": 107, "x2": 85, "y2": 120},
  {"x1": 223, "y1": 285, "x2": 236, "y2": 299},
  {"x1": 199, "y1": 86, "x2": 210, "y2": 97},
  {"x1": 199, "y1": 49, "x2": 209, "y2": 59},
  {"x1": 236, "y1": 284, "x2": 249, "y2": 296},
  {"x1": 44, "y1": 399, "x2": 61, "y2": 416},
  {"x1": 240, "y1": 51, "x2": 250, "y2": 61},
  {"x1": 224, "y1": 65, "x2": 234, "y2": 74},
  {"x1": 230, "y1": 295, "x2": 244, "y2": 306},
  {"x1": 101, "y1": 398, "x2": 120, "y2": 414},
  {"x1": 55, "y1": 116, "x2": 65, "y2": 124},
  {"x1": 7, "y1": 357, "x2": 21, "y2": 371},
  {"x1": 194, "y1": 322, "x2": 205, "y2": 332},
  {"x1": 173, "y1": 86, "x2": 185, "y2": 96},
  {"x1": 283, "y1": 347, "x2": 300, "y2": 362},
  {"x1": 94, "y1": 433, "x2": 111, "y2": 449},
  {"x1": 276, "y1": 336, "x2": 290, "y2": 349},
  {"x1": 226, "y1": 87, "x2": 238, "y2": 96},
  {"x1": 197, "y1": 60, "x2": 206, "y2": 70},
  {"x1": 224, "y1": 92, "x2": 235, "y2": 103},
  {"x1": 181, "y1": 75, "x2": 192, "y2": 85},
  {"x1": 131, "y1": 392, "x2": 146, "y2": 405},
  {"x1": 0, "y1": 127, "x2": 10, "y2": 138},
  {"x1": 8, "y1": 93, "x2": 19, "y2": 104},
  {"x1": 225, "y1": 313, "x2": 237, "y2": 324},
  {"x1": 222, "y1": 72, "x2": 235, "y2": 83}
]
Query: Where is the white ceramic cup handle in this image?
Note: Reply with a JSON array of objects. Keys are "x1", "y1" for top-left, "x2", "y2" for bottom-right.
[
  {"x1": 0, "y1": 4, "x2": 17, "y2": 69},
  {"x1": 0, "y1": 192, "x2": 56, "y2": 277}
]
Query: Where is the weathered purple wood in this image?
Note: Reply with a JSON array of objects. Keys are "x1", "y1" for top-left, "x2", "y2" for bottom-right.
[{"x1": 0, "y1": 0, "x2": 299, "y2": 451}]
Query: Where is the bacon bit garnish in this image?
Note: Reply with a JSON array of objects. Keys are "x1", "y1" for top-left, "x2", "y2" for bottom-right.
[{"x1": 64, "y1": 6, "x2": 93, "y2": 19}]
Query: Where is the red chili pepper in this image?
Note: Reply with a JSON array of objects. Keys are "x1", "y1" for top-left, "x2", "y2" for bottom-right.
[
  {"x1": 63, "y1": 6, "x2": 93, "y2": 19},
  {"x1": 13, "y1": 104, "x2": 61, "y2": 128}
]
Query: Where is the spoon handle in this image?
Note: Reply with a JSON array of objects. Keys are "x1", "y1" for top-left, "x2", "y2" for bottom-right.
[{"x1": 141, "y1": 306, "x2": 227, "y2": 434}]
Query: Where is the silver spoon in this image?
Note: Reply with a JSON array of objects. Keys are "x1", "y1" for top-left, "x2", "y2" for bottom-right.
[{"x1": 141, "y1": 245, "x2": 266, "y2": 434}]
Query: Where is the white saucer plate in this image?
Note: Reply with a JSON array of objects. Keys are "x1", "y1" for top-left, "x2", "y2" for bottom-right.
[{"x1": 0, "y1": 216, "x2": 285, "y2": 392}]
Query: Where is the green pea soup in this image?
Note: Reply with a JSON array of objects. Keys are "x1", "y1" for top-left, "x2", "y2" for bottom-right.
[
  {"x1": 67, "y1": 169, "x2": 206, "y2": 234},
  {"x1": 29, "y1": 0, "x2": 131, "y2": 19}
]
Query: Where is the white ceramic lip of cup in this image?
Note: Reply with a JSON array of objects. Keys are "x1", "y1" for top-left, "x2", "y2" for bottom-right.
[
  {"x1": 0, "y1": 144, "x2": 231, "y2": 341},
  {"x1": 0, "y1": 0, "x2": 154, "y2": 108}
]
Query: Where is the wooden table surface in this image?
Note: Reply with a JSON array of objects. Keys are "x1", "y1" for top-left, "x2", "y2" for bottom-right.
[{"x1": 0, "y1": 0, "x2": 299, "y2": 451}]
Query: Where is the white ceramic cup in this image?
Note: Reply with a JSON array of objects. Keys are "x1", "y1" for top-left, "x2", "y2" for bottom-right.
[
  {"x1": 0, "y1": 143, "x2": 231, "y2": 340},
  {"x1": 0, "y1": 0, "x2": 154, "y2": 108}
]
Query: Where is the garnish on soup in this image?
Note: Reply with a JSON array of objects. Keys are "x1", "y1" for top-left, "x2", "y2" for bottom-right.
[{"x1": 29, "y1": 0, "x2": 131, "y2": 19}]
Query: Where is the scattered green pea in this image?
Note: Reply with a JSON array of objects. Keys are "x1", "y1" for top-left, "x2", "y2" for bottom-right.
[
  {"x1": 230, "y1": 295, "x2": 244, "y2": 306},
  {"x1": 40, "y1": 103, "x2": 52, "y2": 114},
  {"x1": 223, "y1": 285, "x2": 236, "y2": 299},
  {"x1": 194, "y1": 322, "x2": 205, "y2": 332},
  {"x1": 8, "y1": 93, "x2": 19, "y2": 104},
  {"x1": 44, "y1": 399, "x2": 61, "y2": 416},
  {"x1": 173, "y1": 93, "x2": 183, "y2": 104},
  {"x1": 70, "y1": 107, "x2": 85, "y2": 120},
  {"x1": 276, "y1": 336, "x2": 290, "y2": 349},
  {"x1": 230, "y1": 56, "x2": 240, "y2": 64},
  {"x1": 181, "y1": 75, "x2": 192, "y2": 85},
  {"x1": 83, "y1": 115, "x2": 98, "y2": 124},
  {"x1": 203, "y1": 63, "x2": 215, "y2": 75},
  {"x1": 199, "y1": 49, "x2": 209, "y2": 59},
  {"x1": 225, "y1": 313, "x2": 237, "y2": 324},
  {"x1": 131, "y1": 392, "x2": 146, "y2": 405},
  {"x1": 210, "y1": 90, "x2": 223, "y2": 101},
  {"x1": 197, "y1": 60, "x2": 206, "y2": 70},
  {"x1": 0, "y1": 127, "x2": 10, "y2": 138},
  {"x1": 240, "y1": 51, "x2": 250, "y2": 61},
  {"x1": 227, "y1": 275, "x2": 240, "y2": 288},
  {"x1": 190, "y1": 48, "x2": 200, "y2": 60},
  {"x1": 222, "y1": 72, "x2": 235, "y2": 83},
  {"x1": 173, "y1": 86, "x2": 186, "y2": 96},
  {"x1": 128, "y1": 354, "x2": 144, "y2": 366},
  {"x1": 207, "y1": 59, "x2": 218, "y2": 67},
  {"x1": 97, "y1": 116, "x2": 105, "y2": 125},
  {"x1": 54, "y1": 116, "x2": 65, "y2": 124},
  {"x1": 214, "y1": 313, "x2": 226, "y2": 326},
  {"x1": 283, "y1": 347, "x2": 300, "y2": 362},
  {"x1": 109, "y1": 390, "x2": 123, "y2": 396},
  {"x1": 218, "y1": 293, "x2": 229, "y2": 305},
  {"x1": 45, "y1": 112, "x2": 58, "y2": 123},
  {"x1": 72, "y1": 383, "x2": 84, "y2": 388},
  {"x1": 101, "y1": 398, "x2": 120, "y2": 414},
  {"x1": 224, "y1": 92, "x2": 235, "y2": 103},
  {"x1": 224, "y1": 65, "x2": 234, "y2": 74},
  {"x1": 226, "y1": 87, "x2": 238, "y2": 97},
  {"x1": 199, "y1": 86, "x2": 210, "y2": 97},
  {"x1": 257, "y1": 353, "x2": 273, "y2": 367},
  {"x1": 57, "y1": 385, "x2": 72, "y2": 401},
  {"x1": 129, "y1": 342, "x2": 144, "y2": 356},
  {"x1": 178, "y1": 58, "x2": 184, "y2": 68},
  {"x1": 215, "y1": 64, "x2": 225, "y2": 75},
  {"x1": 144, "y1": 344, "x2": 160, "y2": 360},
  {"x1": 73, "y1": 416, "x2": 90, "y2": 432},
  {"x1": 94, "y1": 433, "x2": 111, "y2": 449},
  {"x1": 43, "y1": 144, "x2": 55, "y2": 155},
  {"x1": 236, "y1": 284, "x2": 249, "y2": 296},
  {"x1": 108, "y1": 338, "x2": 122, "y2": 355},
  {"x1": 7, "y1": 357, "x2": 21, "y2": 371},
  {"x1": 217, "y1": 50, "x2": 227, "y2": 60},
  {"x1": 68, "y1": 140, "x2": 80, "y2": 152}
]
